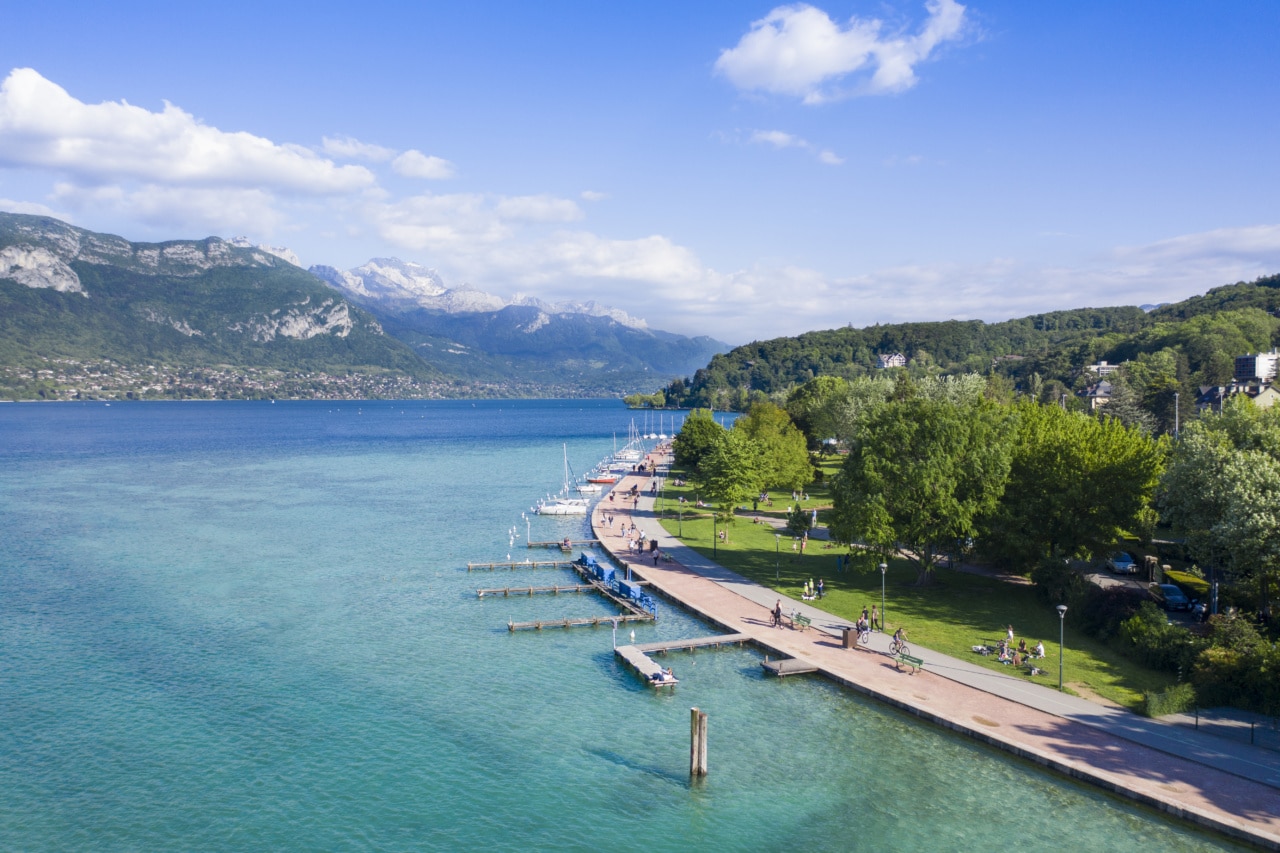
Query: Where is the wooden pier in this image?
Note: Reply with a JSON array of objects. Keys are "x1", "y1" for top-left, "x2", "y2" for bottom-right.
[
  {"x1": 526, "y1": 539, "x2": 601, "y2": 549},
  {"x1": 477, "y1": 584, "x2": 594, "y2": 597},
  {"x1": 508, "y1": 613, "x2": 652, "y2": 631},
  {"x1": 467, "y1": 560, "x2": 574, "y2": 572},
  {"x1": 632, "y1": 633, "x2": 750, "y2": 654},
  {"x1": 761, "y1": 657, "x2": 818, "y2": 678},
  {"x1": 614, "y1": 633, "x2": 751, "y2": 689}
]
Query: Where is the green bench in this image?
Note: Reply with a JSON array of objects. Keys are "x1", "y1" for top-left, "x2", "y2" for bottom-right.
[
  {"x1": 791, "y1": 613, "x2": 812, "y2": 631},
  {"x1": 895, "y1": 653, "x2": 924, "y2": 674}
]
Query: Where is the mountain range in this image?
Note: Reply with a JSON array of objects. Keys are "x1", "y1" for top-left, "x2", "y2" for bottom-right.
[{"x1": 0, "y1": 213, "x2": 728, "y2": 400}]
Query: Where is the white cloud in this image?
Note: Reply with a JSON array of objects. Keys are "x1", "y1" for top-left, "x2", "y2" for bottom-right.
[
  {"x1": 321, "y1": 135, "x2": 395, "y2": 162},
  {"x1": 748, "y1": 128, "x2": 842, "y2": 165},
  {"x1": 391, "y1": 149, "x2": 456, "y2": 180},
  {"x1": 715, "y1": 0, "x2": 967, "y2": 104},
  {"x1": 580, "y1": 190, "x2": 608, "y2": 202},
  {"x1": 0, "y1": 68, "x2": 374, "y2": 193},
  {"x1": 494, "y1": 194, "x2": 582, "y2": 223},
  {"x1": 52, "y1": 181, "x2": 284, "y2": 235},
  {"x1": 0, "y1": 197, "x2": 62, "y2": 217}
]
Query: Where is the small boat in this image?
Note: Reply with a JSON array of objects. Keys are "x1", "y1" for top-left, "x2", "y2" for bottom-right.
[
  {"x1": 536, "y1": 445, "x2": 589, "y2": 515},
  {"x1": 586, "y1": 472, "x2": 619, "y2": 484}
]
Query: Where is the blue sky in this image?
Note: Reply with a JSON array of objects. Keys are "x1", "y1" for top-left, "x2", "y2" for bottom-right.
[{"x1": 1, "y1": 1, "x2": 1277, "y2": 344}]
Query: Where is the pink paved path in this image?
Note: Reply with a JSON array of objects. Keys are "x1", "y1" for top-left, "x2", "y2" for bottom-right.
[{"x1": 591, "y1": 450, "x2": 1280, "y2": 850}]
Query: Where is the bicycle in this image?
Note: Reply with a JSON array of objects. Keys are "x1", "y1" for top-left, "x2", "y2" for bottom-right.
[
  {"x1": 889, "y1": 637, "x2": 910, "y2": 656},
  {"x1": 857, "y1": 627, "x2": 871, "y2": 646}
]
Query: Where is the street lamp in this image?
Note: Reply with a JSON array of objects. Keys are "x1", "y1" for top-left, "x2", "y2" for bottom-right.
[
  {"x1": 879, "y1": 562, "x2": 888, "y2": 632},
  {"x1": 678, "y1": 504, "x2": 683, "y2": 537},
  {"x1": 713, "y1": 514, "x2": 718, "y2": 558},
  {"x1": 775, "y1": 533, "x2": 781, "y2": 581},
  {"x1": 1174, "y1": 391, "x2": 1180, "y2": 438},
  {"x1": 1056, "y1": 604, "x2": 1068, "y2": 691}
]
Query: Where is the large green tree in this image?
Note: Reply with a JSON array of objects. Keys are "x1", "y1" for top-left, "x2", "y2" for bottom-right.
[
  {"x1": 979, "y1": 401, "x2": 1166, "y2": 570},
  {"x1": 785, "y1": 375, "x2": 849, "y2": 448},
  {"x1": 672, "y1": 408, "x2": 725, "y2": 470},
  {"x1": 829, "y1": 395, "x2": 1016, "y2": 584},
  {"x1": 698, "y1": 429, "x2": 763, "y2": 539},
  {"x1": 1160, "y1": 399, "x2": 1280, "y2": 619},
  {"x1": 732, "y1": 401, "x2": 813, "y2": 491}
]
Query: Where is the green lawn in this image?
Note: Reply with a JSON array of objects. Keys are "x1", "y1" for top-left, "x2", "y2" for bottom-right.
[{"x1": 654, "y1": 470, "x2": 1176, "y2": 710}]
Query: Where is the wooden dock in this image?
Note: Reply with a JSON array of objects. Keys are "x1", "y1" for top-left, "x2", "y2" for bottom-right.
[
  {"x1": 614, "y1": 644, "x2": 678, "y2": 689},
  {"x1": 613, "y1": 633, "x2": 751, "y2": 690},
  {"x1": 526, "y1": 539, "x2": 601, "y2": 549},
  {"x1": 508, "y1": 613, "x2": 653, "y2": 631},
  {"x1": 466, "y1": 560, "x2": 574, "y2": 572},
  {"x1": 477, "y1": 584, "x2": 594, "y2": 597},
  {"x1": 761, "y1": 657, "x2": 818, "y2": 678},
  {"x1": 632, "y1": 633, "x2": 751, "y2": 654}
]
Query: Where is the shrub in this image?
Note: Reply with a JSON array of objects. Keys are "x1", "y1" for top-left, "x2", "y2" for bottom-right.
[
  {"x1": 1143, "y1": 682, "x2": 1196, "y2": 717},
  {"x1": 1117, "y1": 602, "x2": 1202, "y2": 672},
  {"x1": 1078, "y1": 585, "x2": 1145, "y2": 641}
]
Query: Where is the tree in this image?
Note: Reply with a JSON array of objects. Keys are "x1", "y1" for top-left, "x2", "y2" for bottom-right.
[
  {"x1": 829, "y1": 396, "x2": 1016, "y2": 584},
  {"x1": 785, "y1": 375, "x2": 849, "y2": 448},
  {"x1": 1160, "y1": 398, "x2": 1280, "y2": 620},
  {"x1": 733, "y1": 401, "x2": 813, "y2": 491},
  {"x1": 698, "y1": 429, "x2": 763, "y2": 539},
  {"x1": 979, "y1": 401, "x2": 1167, "y2": 570},
  {"x1": 672, "y1": 408, "x2": 725, "y2": 470}
]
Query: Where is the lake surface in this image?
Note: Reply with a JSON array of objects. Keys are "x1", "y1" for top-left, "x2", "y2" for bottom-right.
[{"x1": 0, "y1": 400, "x2": 1241, "y2": 851}]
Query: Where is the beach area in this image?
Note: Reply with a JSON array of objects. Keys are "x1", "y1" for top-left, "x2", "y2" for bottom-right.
[{"x1": 593, "y1": 444, "x2": 1280, "y2": 850}]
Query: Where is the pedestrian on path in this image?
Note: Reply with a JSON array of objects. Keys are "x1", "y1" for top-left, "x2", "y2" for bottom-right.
[
  {"x1": 772, "y1": 600, "x2": 783, "y2": 628},
  {"x1": 871, "y1": 604, "x2": 879, "y2": 632}
]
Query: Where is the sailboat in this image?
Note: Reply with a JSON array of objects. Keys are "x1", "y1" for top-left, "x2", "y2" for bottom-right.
[{"x1": 535, "y1": 445, "x2": 590, "y2": 515}]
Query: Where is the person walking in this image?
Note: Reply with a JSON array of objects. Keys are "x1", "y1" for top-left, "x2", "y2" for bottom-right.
[{"x1": 871, "y1": 604, "x2": 880, "y2": 632}]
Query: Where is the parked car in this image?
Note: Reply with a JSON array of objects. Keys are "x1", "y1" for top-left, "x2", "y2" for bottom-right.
[
  {"x1": 1151, "y1": 583, "x2": 1192, "y2": 611},
  {"x1": 1106, "y1": 551, "x2": 1139, "y2": 575}
]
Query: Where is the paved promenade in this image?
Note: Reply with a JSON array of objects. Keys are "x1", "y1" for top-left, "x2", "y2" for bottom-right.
[{"x1": 591, "y1": 452, "x2": 1280, "y2": 849}]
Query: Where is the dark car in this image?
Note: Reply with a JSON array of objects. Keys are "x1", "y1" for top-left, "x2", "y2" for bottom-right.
[{"x1": 1152, "y1": 583, "x2": 1192, "y2": 611}]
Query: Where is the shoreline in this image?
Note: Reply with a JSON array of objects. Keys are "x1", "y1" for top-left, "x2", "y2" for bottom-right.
[{"x1": 590, "y1": 448, "x2": 1280, "y2": 850}]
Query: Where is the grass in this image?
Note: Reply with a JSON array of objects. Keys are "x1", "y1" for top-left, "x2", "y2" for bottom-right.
[{"x1": 655, "y1": 467, "x2": 1177, "y2": 710}]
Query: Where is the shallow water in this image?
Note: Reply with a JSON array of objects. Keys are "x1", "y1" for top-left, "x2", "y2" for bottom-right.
[{"x1": 0, "y1": 400, "x2": 1243, "y2": 850}]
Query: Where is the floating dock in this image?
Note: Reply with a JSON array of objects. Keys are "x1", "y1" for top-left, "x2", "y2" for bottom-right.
[
  {"x1": 526, "y1": 539, "x2": 601, "y2": 549},
  {"x1": 761, "y1": 657, "x2": 818, "y2": 678},
  {"x1": 614, "y1": 633, "x2": 751, "y2": 690},
  {"x1": 467, "y1": 560, "x2": 574, "y2": 572},
  {"x1": 508, "y1": 613, "x2": 652, "y2": 631},
  {"x1": 632, "y1": 633, "x2": 750, "y2": 654},
  {"x1": 477, "y1": 584, "x2": 594, "y2": 597}
]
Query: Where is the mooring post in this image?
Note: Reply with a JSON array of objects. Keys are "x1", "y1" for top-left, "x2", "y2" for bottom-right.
[{"x1": 690, "y1": 707, "x2": 708, "y2": 777}]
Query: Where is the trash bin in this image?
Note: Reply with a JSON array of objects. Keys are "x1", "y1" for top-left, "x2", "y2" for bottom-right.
[{"x1": 843, "y1": 627, "x2": 855, "y2": 649}]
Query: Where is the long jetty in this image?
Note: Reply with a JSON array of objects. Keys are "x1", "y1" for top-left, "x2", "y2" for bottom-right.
[
  {"x1": 526, "y1": 539, "x2": 601, "y2": 549},
  {"x1": 467, "y1": 560, "x2": 574, "y2": 572},
  {"x1": 477, "y1": 584, "x2": 594, "y2": 597}
]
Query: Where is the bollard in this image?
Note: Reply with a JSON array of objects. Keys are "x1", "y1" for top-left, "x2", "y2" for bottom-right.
[{"x1": 690, "y1": 707, "x2": 708, "y2": 777}]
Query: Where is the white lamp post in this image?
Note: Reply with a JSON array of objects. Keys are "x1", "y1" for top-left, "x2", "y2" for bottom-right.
[
  {"x1": 879, "y1": 562, "x2": 888, "y2": 632},
  {"x1": 775, "y1": 533, "x2": 781, "y2": 581},
  {"x1": 1056, "y1": 604, "x2": 1068, "y2": 691}
]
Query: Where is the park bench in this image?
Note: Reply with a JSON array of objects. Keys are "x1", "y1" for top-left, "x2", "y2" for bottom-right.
[
  {"x1": 791, "y1": 612, "x2": 812, "y2": 631},
  {"x1": 895, "y1": 652, "x2": 924, "y2": 674}
]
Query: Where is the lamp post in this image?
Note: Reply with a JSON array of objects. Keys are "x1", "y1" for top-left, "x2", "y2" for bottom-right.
[
  {"x1": 1056, "y1": 604, "x2": 1068, "y2": 691},
  {"x1": 713, "y1": 514, "x2": 717, "y2": 558},
  {"x1": 879, "y1": 562, "x2": 888, "y2": 632},
  {"x1": 775, "y1": 533, "x2": 781, "y2": 581},
  {"x1": 678, "y1": 504, "x2": 683, "y2": 537},
  {"x1": 1174, "y1": 391, "x2": 1180, "y2": 438}
]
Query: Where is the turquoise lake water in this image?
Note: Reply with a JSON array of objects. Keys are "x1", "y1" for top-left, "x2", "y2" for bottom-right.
[{"x1": 0, "y1": 400, "x2": 1243, "y2": 851}]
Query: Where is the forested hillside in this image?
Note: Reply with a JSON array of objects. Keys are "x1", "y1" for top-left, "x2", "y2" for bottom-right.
[{"x1": 663, "y1": 275, "x2": 1280, "y2": 416}]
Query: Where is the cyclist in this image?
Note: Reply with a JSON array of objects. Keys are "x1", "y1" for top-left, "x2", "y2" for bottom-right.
[{"x1": 890, "y1": 626, "x2": 909, "y2": 655}]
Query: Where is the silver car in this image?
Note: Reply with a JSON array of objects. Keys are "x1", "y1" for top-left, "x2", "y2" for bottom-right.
[{"x1": 1106, "y1": 551, "x2": 1138, "y2": 575}]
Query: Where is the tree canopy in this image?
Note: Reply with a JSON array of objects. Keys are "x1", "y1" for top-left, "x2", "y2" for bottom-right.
[{"x1": 829, "y1": 395, "x2": 1016, "y2": 583}]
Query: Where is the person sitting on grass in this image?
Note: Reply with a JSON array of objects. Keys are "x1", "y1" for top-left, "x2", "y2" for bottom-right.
[{"x1": 1034, "y1": 641, "x2": 1045, "y2": 658}]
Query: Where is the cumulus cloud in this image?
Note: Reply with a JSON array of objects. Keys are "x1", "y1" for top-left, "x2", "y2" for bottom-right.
[
  {"x1": 0, "y1": 197, "x2": 62, "y2": 217},
  {"x1": 321, "y1": 135, "x2": 395, "y2": 162},
  {"x1": 0, "y1": 68, "x2": 374, "y2": 193},
  {"x1": 715, "y1": 0, "x2": 967, "y2": 104},
  {"x1": 748, "y1": 128, "x2": 843, "y2": 164},
  {"x1": 580, "y1": 190, "x2": 608, "y2": 202},
  {"x1": 494, "y1": 194, "x2": 582, "y2": 223},
  {"x1": 391, "y1": 149, "x2": 456, "y2": 180},
  {"x1": 52, "y1": 181, "x2": 284, "y2": 235}
]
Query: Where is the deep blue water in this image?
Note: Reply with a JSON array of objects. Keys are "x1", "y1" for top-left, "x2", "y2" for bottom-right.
[{"x1": 0, "y1": 400, "x2": 1240, "y2": 851}]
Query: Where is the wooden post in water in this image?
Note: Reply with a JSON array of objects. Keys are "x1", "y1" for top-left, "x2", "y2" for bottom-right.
[{"x1": 689, "y1": 707, "x2": 708, "y2": 777}]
